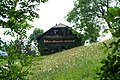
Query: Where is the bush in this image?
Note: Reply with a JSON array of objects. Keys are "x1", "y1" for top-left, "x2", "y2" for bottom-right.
[
  {"x1": 0, "y1": 53, "x2": 33, "y2": 80},
  {"x1": 0, "y1": 40, "x2": 33, "y2": 80},
  {"x1": 97, "y1": 39, "x2": 120, "y2": 79},
  {"x1": 97, "y1": 6, "x2": 120, "y2": 79}
]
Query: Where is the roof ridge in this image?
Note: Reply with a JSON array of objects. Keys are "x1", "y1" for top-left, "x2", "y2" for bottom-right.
[{"x1": 52, "y1": 23, "x2": 68, "y2": 28}]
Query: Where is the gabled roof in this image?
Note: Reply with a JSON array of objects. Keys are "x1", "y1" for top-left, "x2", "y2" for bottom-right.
[
  {"x1": 52, "y1": 23, "x2": 68, "y2": 28},
  {"x1": 36, "y1": 23, "x2": 69, "y2": 40}
]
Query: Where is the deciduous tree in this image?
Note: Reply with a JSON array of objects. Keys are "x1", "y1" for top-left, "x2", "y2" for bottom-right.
[
  {"x1": 29, "y1": 28, "x2": 44, "y2": 42},
  {"x1": 97, "y1": 1, "x2": 120, "y2": 79},
  {"x1": 0, "y1": 0, "x2": 47, "y2": 79},
  {"x1": 0, "y1": 0, "x2": 47, "y2": 37},
  {"x1": 66, "y1": 0, "x2": 118, "y2": 43}
]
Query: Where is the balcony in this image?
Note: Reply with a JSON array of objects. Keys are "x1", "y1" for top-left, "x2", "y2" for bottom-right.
[
  {"x1": 44, "y1": 40, "x2": 75, "y2": 43},
  {"x1": 43, "y1": 35, "x2": 74, "y2": 39}
]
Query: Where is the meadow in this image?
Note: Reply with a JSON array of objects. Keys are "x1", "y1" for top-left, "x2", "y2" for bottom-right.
[{"x1": 27, "y1": 38, "x2": 114, "y2": 80}]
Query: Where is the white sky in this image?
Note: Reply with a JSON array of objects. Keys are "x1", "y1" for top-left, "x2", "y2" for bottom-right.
[
  {"x1": 28, "y1": 0, "x2": 74, "y2": 35},
  {"x1": 0, "y1": 0, "x2": 74, "y2": 40},
  {"x1": 28, "y1": 0, "x2": 112, "y2": 41},
  {"x1": 35, "y1": 0, "x2": 74, "y2": 31},
  {"x1": 0, "y1": 0, "x2": 112, "y2": 41}
]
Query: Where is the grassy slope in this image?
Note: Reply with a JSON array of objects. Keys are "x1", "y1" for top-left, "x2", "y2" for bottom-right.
[{"x1": 28, "y1": 38, "x2": 114, "y2": 80}]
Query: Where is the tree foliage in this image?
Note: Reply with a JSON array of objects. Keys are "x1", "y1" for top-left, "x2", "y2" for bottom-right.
[
  {"x1": 29, "y1": 28, "x2": 44, "y2": 56},
  {"x1": 0, "y1": 40, "x2": 33, "y2": 80},
  {"x1": 66, "y1": 0, "x2": 116, "y2": 43},
  {"x1": 0, "y1": 0, "x2": 47, "y2": 37},
  {"x1": 0, "y1": 0, "x2": 47, "y2": 79},
  {"x1": 97, "y1": 1, "x2": 120, "y2": 79},
  {"x1": 29, "y1": 28, "x2": 44, "y2": 42}
]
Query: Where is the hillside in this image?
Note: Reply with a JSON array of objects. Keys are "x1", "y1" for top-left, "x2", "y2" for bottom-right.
[{"x1": 28, "y1": 38, "x2": 114, "y2": 80}]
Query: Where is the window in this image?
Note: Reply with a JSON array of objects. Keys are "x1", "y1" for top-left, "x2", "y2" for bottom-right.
[{"x1": 54, "y1": 30, "x2": 58, "y2": 34}]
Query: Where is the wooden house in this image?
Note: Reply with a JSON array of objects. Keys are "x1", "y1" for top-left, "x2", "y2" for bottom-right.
[{"x1": 36, "y1": 23, "x2": 83, "y2": 55}]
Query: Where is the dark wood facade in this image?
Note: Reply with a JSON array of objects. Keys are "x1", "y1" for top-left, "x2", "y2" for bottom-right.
[{"x1": 36, "y1": 23, "x2": 83, "y2": 55}]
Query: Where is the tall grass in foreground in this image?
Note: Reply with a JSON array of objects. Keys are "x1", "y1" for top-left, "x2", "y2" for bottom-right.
[{"x1": 27, "y1": 39, "x2": 113, "y2": 80}]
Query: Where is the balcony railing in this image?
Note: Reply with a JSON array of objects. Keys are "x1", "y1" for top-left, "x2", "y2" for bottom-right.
[
  {"x1": 43, "y1": 35, "x2": 74, "y2": 39},
  {"x1": 44, "y1": 40, "x2": 75, "y2": 43}
]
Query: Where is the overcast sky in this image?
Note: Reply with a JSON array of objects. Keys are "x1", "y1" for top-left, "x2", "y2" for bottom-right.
[
  {"x1": 27, "y1": 0, "x2": 74, "y2": 35},
  {"x1": 0, "y1": 0, "x2": 112, "y2": 41},
  {"x1": 0, "y1": 0, "x2": 74, "y2": 40},
  {"x1": 28, "y1": 0, "x2": 112, "y2": 41},
  {"x1": 33, "y1": 0, "x2": 74, "y2": 31}
]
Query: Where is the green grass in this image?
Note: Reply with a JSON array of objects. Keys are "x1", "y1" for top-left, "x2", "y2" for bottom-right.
[{"x1": 27, "y1": 38, "x2": 114, "y2": 80}]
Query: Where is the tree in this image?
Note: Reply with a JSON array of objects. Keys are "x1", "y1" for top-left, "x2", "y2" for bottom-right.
[
  {"x1": 66, "y1": 0, "x2": 118, "y2": 43},
  {"x1": 29, "y1": 28, "x2": 44, "y2": 42},
  {"x1": 0, "y1": 0, "x2": 48, "y2": 79},
  {"x1": 29, "y1": 28, "x2": 44, "y2": 56},
  {"x1": 0, "y1": 0, "x2": 47, "y2": 38},
  {"x1": 96, "y1": 1, "x2": 120, "y2": 79},
  {"x1": 0, "y1": 0, "x2": 47, "y2": 57}
]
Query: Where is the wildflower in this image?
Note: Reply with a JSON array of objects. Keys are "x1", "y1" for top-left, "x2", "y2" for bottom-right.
[
  {"x1": 81, "y1": 55, "x2": 84, "y2": 57},
  {"x1": 56, "y1": 66, "x2": 58, "y2": 68}
]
